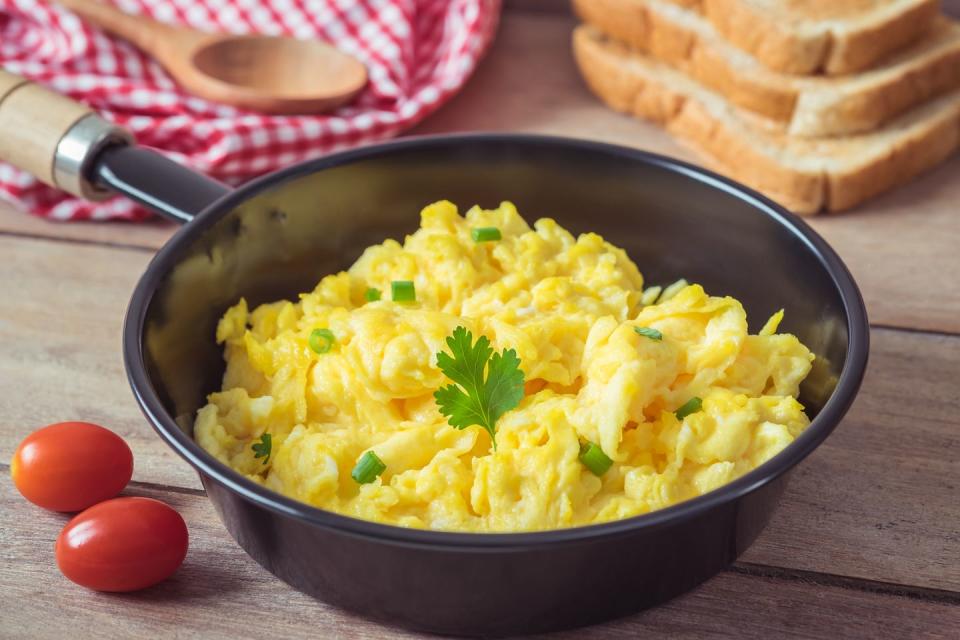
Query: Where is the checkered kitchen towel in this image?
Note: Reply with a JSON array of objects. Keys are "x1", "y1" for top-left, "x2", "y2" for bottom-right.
[{"x1": 0, "y1": 0, "x2": 500, "y2": 220}]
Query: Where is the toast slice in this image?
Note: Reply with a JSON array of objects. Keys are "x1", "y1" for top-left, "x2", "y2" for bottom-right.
[
  {"x1": 574, "y1": 0, "x2": 960, "y2": 137},
  {"x1": 572, "y1": 25, "x2": 960, "y2": 214},
  {"x1": 654, "y1": 0, "x2": 941, "y2": 75}
]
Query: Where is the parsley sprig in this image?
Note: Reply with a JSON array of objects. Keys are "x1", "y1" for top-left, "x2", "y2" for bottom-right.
[
  {"x1": 434, "y1": 326, "x2": 525, "y2": 450},
  {"x1": 252, "y1": 433, "x2": 272, "y2": 464}
]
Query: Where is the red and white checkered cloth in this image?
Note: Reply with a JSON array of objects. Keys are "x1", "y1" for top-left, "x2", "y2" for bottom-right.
[{"x1": 0, "y1": 0, "x2": 500, "y2": 220}]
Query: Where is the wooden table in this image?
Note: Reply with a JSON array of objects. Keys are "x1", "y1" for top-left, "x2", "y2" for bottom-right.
[{"x1": 2, "y1": 5, "x2": 958, "y2": 638}]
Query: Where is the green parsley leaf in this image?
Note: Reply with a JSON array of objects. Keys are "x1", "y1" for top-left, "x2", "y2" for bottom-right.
[
  {"x1": 434, "y1": 326, "x2": 525, "y2": 450},
  {"x1": 252, "y1": 433, "x2": 272, "y2": 464},
  {"x1": 634, "y1": 326, "x2": 663, "y2": 341}
]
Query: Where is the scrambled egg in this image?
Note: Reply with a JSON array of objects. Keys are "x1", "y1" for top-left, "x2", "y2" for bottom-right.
[{"x1": 195, "y1": 201, "x2": 814, "y2": 532}]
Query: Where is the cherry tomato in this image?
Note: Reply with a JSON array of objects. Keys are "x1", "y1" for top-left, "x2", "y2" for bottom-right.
[
  {"x1": 11, "y1": 421, "x2": 134, "y2": 512},
  {"x1": 56, "y1": 497, "x2": 189, "y2": 592}
]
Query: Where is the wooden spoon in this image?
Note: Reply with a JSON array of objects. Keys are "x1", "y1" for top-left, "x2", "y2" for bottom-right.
[{"x1": 58, "y1": 0, "x2": 367, "y2": 114}]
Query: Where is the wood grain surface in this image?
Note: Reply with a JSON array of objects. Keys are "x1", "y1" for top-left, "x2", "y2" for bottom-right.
[
  {"x1": 1, "y1": 12, "x2": 957, "y2": 333},
  {"x1": 0, "y1": 236, "x2": 199, "y2": 490},
  {"x1": 0, "y1": 210, "x2": 175, "y2": 250},
  {"x1": 1, "y1": 481, "x2": 956, "y2": 640},
  {"x1": 1, "y1": 224, "x2": 957, "y2": 634},
  {"x1": 1, "y1": 4, "x2": 958, "y2": 639}
]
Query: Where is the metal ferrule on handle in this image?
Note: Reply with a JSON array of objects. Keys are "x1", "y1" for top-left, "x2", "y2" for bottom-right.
[{"x1": 0, "y1": 70, "x2": 132, "y2": 200}]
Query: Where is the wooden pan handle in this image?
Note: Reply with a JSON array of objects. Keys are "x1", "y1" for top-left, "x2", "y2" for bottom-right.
[{"x1": 0, "y1": 69, "x2": 132, "y2": 200}]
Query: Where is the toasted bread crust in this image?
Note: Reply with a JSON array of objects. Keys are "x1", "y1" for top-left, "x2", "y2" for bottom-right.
[
  {"x1": 572, "y1": 0, "x2": 960, "y2": 137},
  {"x1": 572, "y1": 26, "x2": 825, "y2": 213},
  {"x1": 572, "y1": 26, "x2": 960, "y2": 214},
  {"x1": 697, "y1": 0, "x2": 939, "y2": 75},
  {"x1": 827, "y1": 0, "x2": 941, "y2": 73},
  {"x1": 702, "y1": 0, "x2": 829, "y2": 75},
  {"x1": 667, "y1": 97, "x2": 826, "y2": 212},
  {"x1": 573, "y1": 0, "x2": 798, "y2": 122},
  {"x1": 826, "y1": 111, "x2": 959, "y2": 211},
  {"x1": 794, "y1": 36, "x2": 960, "y2": 137}
]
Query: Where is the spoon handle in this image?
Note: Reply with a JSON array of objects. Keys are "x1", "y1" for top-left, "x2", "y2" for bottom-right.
[{"x1": 58, "y1": 0, "x2": 191, "y2": 59}]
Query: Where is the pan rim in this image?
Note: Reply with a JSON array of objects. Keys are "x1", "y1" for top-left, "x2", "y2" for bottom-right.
[{"x1": 123, "y1": 133, "x2": 869, "y2": 549}]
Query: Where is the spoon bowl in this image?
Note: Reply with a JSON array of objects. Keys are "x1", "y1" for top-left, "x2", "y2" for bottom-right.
[{"x1": 188, "y1": 35, "x2": 368, "y2": 113}]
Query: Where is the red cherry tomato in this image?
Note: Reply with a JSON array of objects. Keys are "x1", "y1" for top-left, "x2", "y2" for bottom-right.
[
  {"x1": 10, "y1": 421, "x2": 134, "y2": 512},
  {"x1": 56, "y1": 497, "x2": 188, "y2": 592}
]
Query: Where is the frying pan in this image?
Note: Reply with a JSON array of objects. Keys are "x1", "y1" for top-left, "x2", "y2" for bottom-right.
[{"x1": 0, "y1": 71, "x2": 869, "y2": 636}]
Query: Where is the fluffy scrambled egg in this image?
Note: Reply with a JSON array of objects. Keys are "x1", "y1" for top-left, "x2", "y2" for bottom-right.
[{"x1": 195, "y1": 201, "x2": 814, "y2": 532}]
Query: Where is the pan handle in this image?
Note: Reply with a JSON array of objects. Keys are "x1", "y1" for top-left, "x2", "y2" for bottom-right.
[
  {"x1": 92, "y1": 145, "x2": 231, "y2": 224},
  {"x1": 0, "y1": 69, "x2": 230, "y2": 223}
]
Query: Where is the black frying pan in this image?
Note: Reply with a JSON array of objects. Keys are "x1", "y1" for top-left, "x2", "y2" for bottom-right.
[{"x1": 0, "y1": 73, "x2": 869, "y2": 636}]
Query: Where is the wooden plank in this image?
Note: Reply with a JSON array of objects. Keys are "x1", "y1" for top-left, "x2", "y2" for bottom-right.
[
  {"x1": 2, "y1": 11, "x2": 958, "y2": 331},
  {"x1": 0, "y1": 8, "x2": 957, "y2": 638},
  {"x1": 0, "y1": 203, "x2": 175, "y2": 250},
  {"x1": 0, "y1": 235, "x2": 200, "y2": 490},
  {"x1": 743, "y1": 332, "x2": 960, "y2": 592},
  {"x1": 805, "y1": 172, "x2": 960, "y2": 335},
  {"x1": 1, "y1": 232, "x2": 958, "y2": 592},
  {"x1": 0, "y1": 481, "x2": 956, "y2": 640}
]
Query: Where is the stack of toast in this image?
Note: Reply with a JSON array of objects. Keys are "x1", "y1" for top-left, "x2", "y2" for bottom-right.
[{"x1": 572, "y1": 0, "x2": 960, "y2": 214}]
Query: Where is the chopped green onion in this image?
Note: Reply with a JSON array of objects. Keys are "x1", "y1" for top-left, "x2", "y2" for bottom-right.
[
  {"x1": 252, "y1": 433, "x2": 271, "y2": 464},
  {"x1": 634, "y1": 326, "x2": 663, "y2": 341},
  {"x1": 640, "y1": 285, "x2": 662, "y2": 307},
  {"x1": 364, "y1": 287, "x2": 381, "y2": 302},
  {"x1": 659, "y1": 279, "x2": 689, "y2": 303},
  {"x1": 309, "y1": 328, "x2": 335, "y2": 354},
  {"x1": 471, "y1": 227, "x2": 502, "y2": 243},
  {"x1": 675, "y1": 397, "x2": 703, "y2": 420},
  {"x1": 579, "y1": 441, "x2": 613, "y2": 477},
  {"x1": 391, "y1": 280, "x2": 416, "y2": 302},
  {"x1": 352, "y1": 451, "x2": 386, "y2": 484}
]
